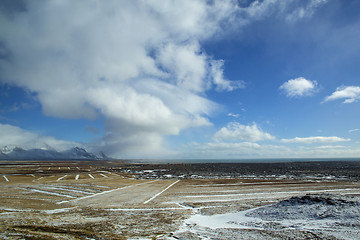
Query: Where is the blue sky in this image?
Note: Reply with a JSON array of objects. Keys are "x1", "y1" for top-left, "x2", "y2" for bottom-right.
[{"x1": 0, "y1": 0, "x2": 360, "y2": 159}]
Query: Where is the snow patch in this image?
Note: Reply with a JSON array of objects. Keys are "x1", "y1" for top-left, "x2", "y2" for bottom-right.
[
  {"x1": 247, "y1": 194, "x2": 360, "y2": 222},
  {"x1": 177, "y1": 194, "x2": 360, "y2": 239},
  {"x1": 44, "y1": 207, "x2": 76, "y2": 214}
]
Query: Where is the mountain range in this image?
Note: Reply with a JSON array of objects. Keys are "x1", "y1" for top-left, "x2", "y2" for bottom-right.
[{"x1": 0, "y1": 146, "x2": 108, "y2": 160}]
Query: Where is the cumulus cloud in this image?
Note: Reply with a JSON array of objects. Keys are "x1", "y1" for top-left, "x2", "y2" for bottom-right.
[
  {"x1": 281, "y1": 136, "x2": 351, "y2": 144},
  {"x1": 279, "y1": 77, "x2": 318, "y2": 98},
  {"x1": 0, "y1": 123, "x2": 78, "y2": 151},
  {"x1": 214, "y1": 122, "x2": 275, "y2": 142},
  {"x1": 157, "y1": 43, "x2": 244, "y2": 93},
  {"x1": 0, "y1": 0, "x2": 239, "y2": 157},
  {"x1": 323, "y1": 86, "x2": 360, "y2": 104},
  {"x1": 210, "y1": 60, "x2": 245, "y2": 91},
  {"x1": 0, "y1": 0, "x2": 328, "y2": 157}
]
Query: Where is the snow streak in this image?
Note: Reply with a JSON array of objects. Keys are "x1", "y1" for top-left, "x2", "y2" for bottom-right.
[
  {"x1": 144, "y1": 180, "x2": 180, "y2": 204},
  {"x1": 56, "y1": 175, "x2": 67, "y2": 181},
  {"x1": 57, "y1": 180, "x2": 158, "y2": 204},
  {"x1": 20, "y1": 187, "x2": 76, "y2": 198}
]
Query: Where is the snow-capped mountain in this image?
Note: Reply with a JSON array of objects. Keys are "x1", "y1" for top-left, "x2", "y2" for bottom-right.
[
  {"x1": 0, "y1": 151, "x2": 8, "y2": 159},
  {"x1": 0, "y1": 146, "x2": 109, "y2": 160},
  {"x1": 60, "y1": 147, "x2": 106, "y2": 160}
]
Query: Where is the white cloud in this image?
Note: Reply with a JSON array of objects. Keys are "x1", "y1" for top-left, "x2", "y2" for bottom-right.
[
  {"x1": 181, "y1": 141, "x2": 292, "y2": 159},
  {"x1": 279, "y1": 77, "x2": 318, "y2": 97},
  {"x1": 228, "y1": 113, "x2": 240, "y2": 118},
  {"x1": 285, "y1": 0, "x2": 328, "y2": 23},
  {"x1": 315, "y1": 145, "x2": 345, "y2": 149},
  {"x1": 157, "y1": 42, "x2": 208, "y2": 93},
  {"x1": 214, "y1": 122, "x2": 275, "y2": 142},
  {"x1": 291, "y1": 145, "x2": 360, "y2": 158},
  {"x1": 323, "y1": 86, "x2": 360, "y2": 104},
  {"x1": 181, "y1": 140, "x2": 360, "y2": 159},
  {"x1": 0, "y1": 0, "x2": 238, "y2": 157},
  {"x1": 157, "y1": 43, "x2": 244, "y2": 93},
  {"x1": 210, "y1": 60, "x2": 245, "y2": 91},
  {"x1": 196, "y1": 142, "x2": 261, "y2": 151},
  {"x1": 0, "y1": 0, "x2": 329, "y2": 157},
  {"x1": 349, "y1": 129, "x2": 360, "y2": 133},
  {"x1": 0, "y1": 123, "x2": 78, "y2": 151},
  {"x1": 236, "y1": 0, "x2": 328, "y2": 24},
  {"x1": 281, "y1": 136, "x2": 351, "y2": 144}
]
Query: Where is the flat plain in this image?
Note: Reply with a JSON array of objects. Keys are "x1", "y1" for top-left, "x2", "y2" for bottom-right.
[{"x1": 1, "y1": 160, "x2": 360, "y2": 239}]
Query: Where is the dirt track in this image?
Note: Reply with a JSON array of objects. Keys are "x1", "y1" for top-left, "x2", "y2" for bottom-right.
[{"x1": 1, "y1": 160, "x2": 360, "y2": 239}]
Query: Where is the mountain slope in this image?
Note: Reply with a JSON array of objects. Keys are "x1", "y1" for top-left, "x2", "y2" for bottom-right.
[{"x1": 0, "y1": 146, "x2": 109, "y2": 160}]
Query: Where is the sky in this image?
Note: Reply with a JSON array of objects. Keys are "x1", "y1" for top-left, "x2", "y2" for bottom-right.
[{"x1": 0, "y1": 0, "x2": 360, "y2": 159}]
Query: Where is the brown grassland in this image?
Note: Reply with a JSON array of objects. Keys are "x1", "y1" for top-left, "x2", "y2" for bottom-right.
[{"x1": 1, "y1": 160, "x2": 360, "y2": 239}]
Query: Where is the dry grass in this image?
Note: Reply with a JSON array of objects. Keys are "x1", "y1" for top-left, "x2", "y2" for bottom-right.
[{"x1": 1, "y1": 160, "x2": 360, "y2": 239}]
